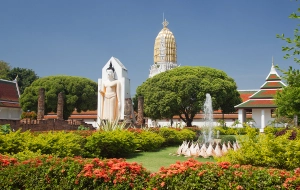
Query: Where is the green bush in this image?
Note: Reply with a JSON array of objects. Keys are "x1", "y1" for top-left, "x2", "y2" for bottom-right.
[
  {"x1": 220, "y1": 135, "x2": 236, "y2": 144},
  {"x1": 214, "y1": 126, "x2": 247, "y2": 135},
  {"x1": 176, "y1": 129, "x2": 196, "y2": 142},
  {"x1": 218, "y1": 130, "x2": 300, "y2": 170},
  {"x1": 158, "y1": 128, "x2": 180, "y2": 146},
  {"x1": 264, "y1": 126, "x2": 285, "y2": 135},
  {"x1": 28, "y1": 131, "x2": 85, "y2": 157},
  {"x1": 136, "y1": 131, "x2": 165, "y2": 151},
  {"x1": 10, "y1": 149, "x2": 44, "y2": 161},
  {"x1": 0, "y1": 130, "x2": 32, "y2": 154},
  {"x1": 85, "y1": 130, "x2": 137, "y2": 158}
]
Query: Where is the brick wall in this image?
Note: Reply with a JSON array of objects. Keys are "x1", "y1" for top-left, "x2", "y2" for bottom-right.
[{"x1": 0, "y1": 119, "x2": 95, "y2": 132}]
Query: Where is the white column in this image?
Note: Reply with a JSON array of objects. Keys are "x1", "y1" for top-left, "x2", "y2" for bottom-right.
[
  {"x1": 260, "y1": 109, "x2": 265, "y2": 133},
  {"x1": 238, "y1": 109, "x2": 246, "y2": 127}
]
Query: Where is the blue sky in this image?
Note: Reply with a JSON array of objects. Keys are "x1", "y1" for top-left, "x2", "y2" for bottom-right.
[{"x1": 0, "y1": 0, "x2": 299, "y2": 96}]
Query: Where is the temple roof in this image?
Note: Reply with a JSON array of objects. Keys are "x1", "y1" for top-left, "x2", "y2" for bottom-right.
[
  {"x1": 235, "y1": 59, "x2": 286, "y2": 109},
  {"x1": 0, "y1": 79, "x2": 21, "y2": 108},
  {"x1": 250, "y1": 90, "x2": 278, "y2": 99},
  {"x1": 261, "y1": 81, "x2": 285, "y2": 89}
]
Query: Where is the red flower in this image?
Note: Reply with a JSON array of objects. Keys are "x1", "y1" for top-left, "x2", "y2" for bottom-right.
[
  {"x1": 198, "y1": 170, "x2": 207, "y2": 177},
  {"x1": 161, "y1": 182, "x2": 165, "y2": 187},
  {"x1": 218, "y1": 162, "x2": 231, "y2": 169}
]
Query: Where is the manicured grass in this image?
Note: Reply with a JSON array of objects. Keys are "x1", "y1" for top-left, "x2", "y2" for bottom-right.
[{"x1": 124, "y1": 146, "x2": 215, "y2": 173}]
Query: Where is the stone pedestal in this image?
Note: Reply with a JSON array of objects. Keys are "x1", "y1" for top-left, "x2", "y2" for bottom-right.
[
  {"x1": 57, "y1": 92, "x2": 64, "y2": 120},
  {"x1": 37, "y1": 88, "x2": 45, "y2": 120}
]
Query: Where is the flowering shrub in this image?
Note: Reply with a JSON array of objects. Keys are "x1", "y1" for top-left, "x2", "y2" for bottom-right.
[
  {"x1": 1, "y1": 154, "x2": 300, "y2": 189},
  {"x1": 76, "y1": 158, "x2": 149, "y2": 189},
  {"x1": 148, "y1": 159, "x2": 300, "y2": 189},
  {"x1": 0, "y1": 155, "x2": 150, "y2": 189}
]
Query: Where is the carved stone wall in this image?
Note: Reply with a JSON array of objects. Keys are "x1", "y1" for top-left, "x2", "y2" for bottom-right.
[{"x1": 0, "y1": 119, "x2": 95, "y2": 132}]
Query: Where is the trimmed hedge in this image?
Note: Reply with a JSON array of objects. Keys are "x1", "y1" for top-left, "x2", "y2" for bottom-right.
[
  {"x1": 84, "y1": 130, "x2": 137, "y2": 158},
  {"x1": 0, "y1": 128, "x2": 197, "y2": 158}
]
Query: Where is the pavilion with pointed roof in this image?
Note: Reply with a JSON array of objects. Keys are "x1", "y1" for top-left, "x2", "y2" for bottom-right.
[{"x1": 235, "y1": 59, "x2": 286, "y2": 132}]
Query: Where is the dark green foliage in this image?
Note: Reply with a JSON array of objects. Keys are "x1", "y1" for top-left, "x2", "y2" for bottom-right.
[
  {"x1": 6, "y1": 67, "x2": 39, "y2": 94},
  {"x1": 84, "y1": 130, "x2": 137, "y2": 158},
  {"x1": 158, "y1": 128, "x2": 196, "y2": 146},
  {"x1": 136, "y1": 66, "x2": 241, "y2": 126},
  {"x1": 220, "y1": 135, "x2": 236, "y2": 144},
  {"x1": 136, "y1": 131, "x2": 165, "y2": 151},
  {"x1": 0, "y1": 60, "x2": 10, "y2": 79},
  {"x1": 20, "y1": 75, "x2": 97, "y2": 120}
]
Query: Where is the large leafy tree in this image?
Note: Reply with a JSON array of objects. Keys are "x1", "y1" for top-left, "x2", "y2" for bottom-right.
[
  {"x1": 275, "y1": 5, "x2": 300, "y2": 120},
  {"x1": 20, "y1": 76, "x2": 97, "y2": 120},
  {"x1": 0, "y1": 61, "x2": 39, "y2": 94},
  {"x1": 0, "y1": 60, "x2": 11, "y2": 79},
  {"x1": 136, "y1": 66, "x2": 241, "y2": 126},
  {"x1": 7, "y1": 67, "x2": 39, "y2": 94}
]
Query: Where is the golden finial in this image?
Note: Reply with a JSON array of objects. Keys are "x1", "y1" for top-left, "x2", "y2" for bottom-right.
[{"x1": 162, "y1": 19, "x2": 169, "y2": 28}]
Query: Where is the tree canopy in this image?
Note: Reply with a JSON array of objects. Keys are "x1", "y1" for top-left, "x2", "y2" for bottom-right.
[
  {"x1": 20, "y1": 76, "x2": 97, "y2": 120},
  {"x1": 136, "y1": 66, "x2": 241, "y2": 126},
  {"x1": 0, "y1": 60, "x2": 39, "y2": 94},
  {"x1": 275, "y1": 4, "x2": 300, "y2": 120},
  {"x1": 0, "y1": 60, "x2": 11, "y2": 79},
  {"x1": 7, "y1": 67, "x2": 39, "y2": 94}
]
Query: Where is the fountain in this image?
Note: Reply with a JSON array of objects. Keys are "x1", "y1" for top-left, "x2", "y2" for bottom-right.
[
  {"x1": 174, "y1": 93, "x2": 241, "y2": 158},
  {"x1": 202, "y1": 93, "x2": 214, "y2": 144}
]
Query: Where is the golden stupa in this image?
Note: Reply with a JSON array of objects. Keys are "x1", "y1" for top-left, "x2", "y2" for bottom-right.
[{"x1": 154, "y1": 19, "x2": 177, "y2": 63}]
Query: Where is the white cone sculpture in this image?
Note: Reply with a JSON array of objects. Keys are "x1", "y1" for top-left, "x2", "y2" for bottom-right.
[
  {"x1": 214, "y1": 143, "x2": 222, "y2": 157},
  {"x1": 227, "y1": 141, "x2": 232, "y2": 150},
  {"x1": 221, "y1": 143, "x2": 228, "y2": 155},
  {"x1": 206, "y1": 143, "x2": 215, "y2": 157},
  {"x1": 199, "y1": 143, "x2": 208, "y2": 158}
]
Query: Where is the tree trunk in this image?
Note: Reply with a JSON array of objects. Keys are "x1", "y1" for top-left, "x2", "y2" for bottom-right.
[{"x1": 186, "y1": 119, "x2": 192, "y2": 127}]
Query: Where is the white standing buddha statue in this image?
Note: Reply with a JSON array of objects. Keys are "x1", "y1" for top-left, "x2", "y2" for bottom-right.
[
  {"x1": 97, "y1": 57, "x2": 134, "y2": 128},
  {"x1": 99, "y1": 63, "x2": 121, "y2": 121}
]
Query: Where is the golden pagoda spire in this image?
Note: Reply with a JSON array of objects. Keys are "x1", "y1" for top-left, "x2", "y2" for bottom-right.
[{"x1": 162, "y1": 19, "x2": 169, "y2": 28}]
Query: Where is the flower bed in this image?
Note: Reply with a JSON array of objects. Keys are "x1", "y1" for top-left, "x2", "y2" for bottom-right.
[{"x1": 1, "y1": 155, "x2": 300, "y2": 189}]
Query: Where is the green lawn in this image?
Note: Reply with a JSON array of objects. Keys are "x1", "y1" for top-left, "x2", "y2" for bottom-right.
[{"x1": 124, "y1": 146, "x2": 215, "y2": 173}]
